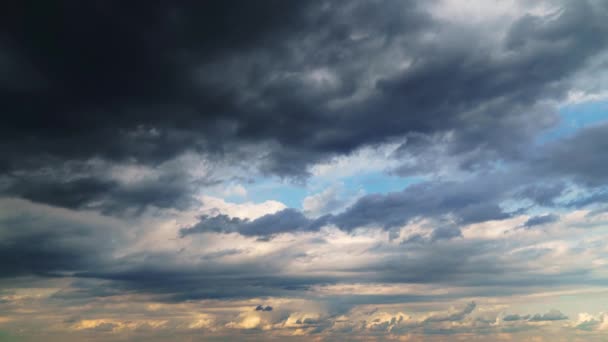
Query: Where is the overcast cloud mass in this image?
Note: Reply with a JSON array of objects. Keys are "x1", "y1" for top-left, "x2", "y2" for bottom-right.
[{"x1": 2, "y1": 1, "x2": 608, "y2": 341}]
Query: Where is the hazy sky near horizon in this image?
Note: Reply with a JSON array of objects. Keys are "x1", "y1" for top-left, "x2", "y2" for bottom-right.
[{"x1": 2, "y1": 1, "x2": 608, "y2": 341}]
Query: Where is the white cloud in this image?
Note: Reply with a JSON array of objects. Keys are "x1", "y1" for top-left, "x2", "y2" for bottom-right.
[{"x1": 302, "y1": 184, "x2": 362, "y2": 217}]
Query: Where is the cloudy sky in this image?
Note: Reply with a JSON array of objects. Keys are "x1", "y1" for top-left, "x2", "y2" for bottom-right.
[{"x1": 2, "y1": 0, "x2": 608, "y2": 341}]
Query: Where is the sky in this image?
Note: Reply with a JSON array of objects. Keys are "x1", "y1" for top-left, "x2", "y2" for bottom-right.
[{"x1": 1, "y1": 0, "x2": 608, "y2": 341}]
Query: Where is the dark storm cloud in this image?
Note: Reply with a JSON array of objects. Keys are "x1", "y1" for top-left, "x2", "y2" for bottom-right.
[
  {"x1": 75, "y1": 253, "x2": 339, "y2": 301},
  {"x1": 88, "y1": 232, "x2": 579, "y2": 303},
  {"x1": 0, "y1": 199, "x2": 125, "y2": 277},
  {"x1": 0, "y1": 162, "x2": 210, "y2": 215},
  {"x1": 1, "y1": 0, "x2": 607, "y2": 212},
  {"x1": 522, "y1": 214, "x2": 559, "y2": 228},
  {"x1": 4, "y1": 176, "x2": 117, "y2": 210},
  {"x1": 0, "y1": 0, "x2": 426, "y2": 177}
]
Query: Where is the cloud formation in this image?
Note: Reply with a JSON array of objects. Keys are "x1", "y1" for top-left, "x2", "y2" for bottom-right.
[{"x1": 1, "y1": 0, "x2": 608, "y2": 341}]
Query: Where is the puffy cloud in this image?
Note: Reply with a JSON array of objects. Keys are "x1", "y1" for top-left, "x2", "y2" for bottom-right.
[{"x1": 574, "y1": 312, "x2": 608, "y2": 331}]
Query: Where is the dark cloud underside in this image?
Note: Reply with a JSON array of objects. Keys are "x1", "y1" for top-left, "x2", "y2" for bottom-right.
[{"x1": 1, "y1": 1, "x2": 607, "y2": 211}]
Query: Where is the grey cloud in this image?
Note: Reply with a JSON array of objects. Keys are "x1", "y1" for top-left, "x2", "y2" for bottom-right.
[
  {"x1": 255, "y1": 305, "x2": 273, "y2": 312},
  {"x1": 1, "y1": 1, "x2": 606, "y2": 210},
  {"x1": 0, "y1": 156, "x2": 220, "y2": 215},
  {"x1": 200, "y1": 249, "x2": 243, "y2": 260},
  {"x1": 0, "y1": 198, "x2": 127, "y2": 278},
  {"x1": 66, "y1": 233, "x2": 557, "y2": 303},
  {"x1": 2, "y1": 199, "x2": 603, "y2": 308},
  {"x1": 528, "y1": 309, "x2": 568, "y2": 322},
  {"x1": 522, "y1": 214, "x2": 559, "y2": 228},
  {"x1": 332, "y1": 178, "x2": 514, "y2": 231},
  {"x1": 181, "y1": 176, "x2": 514, "y2": 238},
  {"x1": 3, "y1": 176, "x2": 118, "y2": 210},
  {"x1": 78, "y1": 267, "x2": 332, "y2": 302},
  {"x1": 179, "y1": 168, "x2": 577, "y2": 239},
  {"x1": 347, "y1": 236, "x2": 601, "y2": 291},
  {"x1": 3, "y1": 172, "x2": 199, "y2": 216},
  {"x1": 502, "y1": 310, "x2": 568, "y2": 323},
  {"x1": 237, "y1": 209, "x2": 328, "y2": 236},
  {"x1": 430, "y1": 225, "x2": 462, "y2": 241},
  {"x1": 0, "y1": 1, "x2": 428, "y2": 180},
  {"x1": 503, "y1": 314, "x2": 530, "y2": 322},
  {"x1": 179, "y1": 214, "x2": 246, "y2": 236},
  {"x1": 382, "y1": 0, "x2": 606, "y2": 162},
  {"x1": 516, "y1": 183, "x2": 566, "y2": 207},
  {"x1": 568, "y1": 190, "x2": 608, "y2": 209},
  {"x1": 536, "y1": 122, "x2": 608, "y2": 186},
  {"x1": 71, "y1": 242, "x2": 342, "y2": 301},
  {"x1": 180, "y1": 209, "x2": 331, "y2": 238}
]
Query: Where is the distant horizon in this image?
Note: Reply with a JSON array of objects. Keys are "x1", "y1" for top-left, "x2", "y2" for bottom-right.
[{"x1": 2, "y1": 1, "x2": 608, "y2": 341}]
